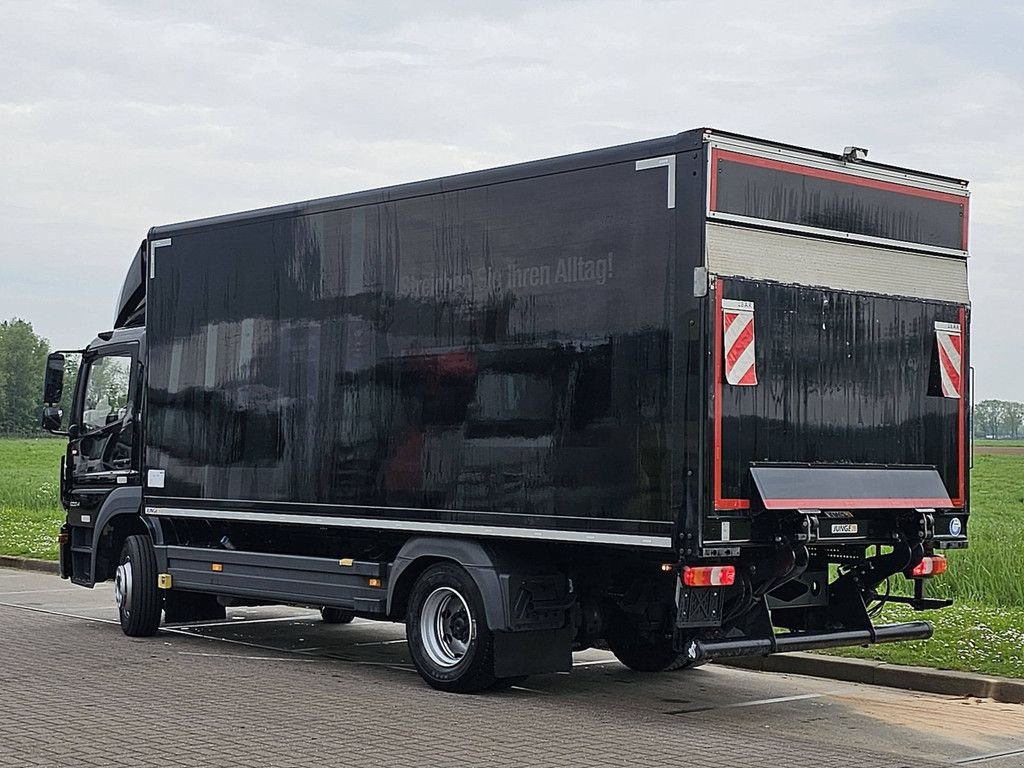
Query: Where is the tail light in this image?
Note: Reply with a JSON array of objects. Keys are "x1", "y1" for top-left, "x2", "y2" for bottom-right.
[
  {"x1": 910, "y1": 556, "x2": 948, "y2": 577},
  {"x1": 682, "y1": 565, "x2": 736, "y2": 587}
]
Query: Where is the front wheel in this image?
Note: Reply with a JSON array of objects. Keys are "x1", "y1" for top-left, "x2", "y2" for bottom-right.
[
  {"x1": 406, "y1": 563, "x2": 510, "y2": 693},
  {"x1": 115, "y1": 535, "x2": 162, "y2": 637}
]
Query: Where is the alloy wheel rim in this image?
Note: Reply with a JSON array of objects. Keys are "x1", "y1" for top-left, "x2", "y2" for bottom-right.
[
  {"x1": 114, "y1": 559, "x2": 133, "y2": 616},
  {"x1": 419, "y1": 586, "x2": 474, "y2": 668}
]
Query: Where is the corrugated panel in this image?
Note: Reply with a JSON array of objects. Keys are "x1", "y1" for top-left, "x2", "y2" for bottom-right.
[{"x1": 706, "y1": 223, "x2": 969, "y2": 304}]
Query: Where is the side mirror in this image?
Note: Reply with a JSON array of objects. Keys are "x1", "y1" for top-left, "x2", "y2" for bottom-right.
[
  {"x1": 41, "y1": 405, "x2": 65, "y2": 434},
  {"x1": 44, "y1": 353, "x2": 65, "y2": 404}
]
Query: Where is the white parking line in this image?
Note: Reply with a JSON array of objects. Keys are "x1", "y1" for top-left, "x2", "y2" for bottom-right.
[
  {"x1": 171, "y1": 614, "x2": 318, "y2": 629},
  {"x1": 354, "y1": 638, "x2": 407, "y2": 647},
  {"x1": 665, "y1": 691, "x2": 839, "y2": 715},
  {"x1": 0, "y1": 588, "x2": 83, "y2": 596},
  {"x1": 0, "y1": 601, "x2": 120, "y2": 625},
  {"x1": 955, "y1": 746, "x2": 1024, "y2": 765},
  {"x1": 178, "y1": 651, "x2": 316, "y2": 663},
  {"x1": 572, "y1": 658, "x2": 619, "y2": 667}
]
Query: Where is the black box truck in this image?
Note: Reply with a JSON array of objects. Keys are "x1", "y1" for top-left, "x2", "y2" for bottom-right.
[{"x1": 42, "y1": 128, "x2": 971, "y2": 691}]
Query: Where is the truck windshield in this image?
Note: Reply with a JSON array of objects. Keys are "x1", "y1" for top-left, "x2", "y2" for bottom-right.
[{"x1": 81, "y1": 355, "x2": 132, "y2": 432}]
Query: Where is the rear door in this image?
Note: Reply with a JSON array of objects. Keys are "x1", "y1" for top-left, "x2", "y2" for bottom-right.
[{"x1": 702, "y1": 135, "x2": 969, "y2": 519}]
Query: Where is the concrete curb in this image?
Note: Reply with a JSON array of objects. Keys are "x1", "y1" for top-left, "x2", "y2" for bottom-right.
[
  {"x1": 0, "y1": 556, "x2": 60, "y2": 575},
  {"x1": 720, "y1": 652, "x2": 1024, "y2": 704}
]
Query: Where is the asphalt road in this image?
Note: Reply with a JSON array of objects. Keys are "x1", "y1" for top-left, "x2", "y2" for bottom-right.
[{"x1": 1, "y1": 567, "x2": 1022, "y2": 767}]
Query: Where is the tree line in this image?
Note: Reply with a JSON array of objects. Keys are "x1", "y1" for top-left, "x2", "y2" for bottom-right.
[
  {"x1": 0, "y1": 319, "x2": 76, "y2": 435},
  {"x1": 974, "y1": 400, "x2": 1024, "y2": 440}
]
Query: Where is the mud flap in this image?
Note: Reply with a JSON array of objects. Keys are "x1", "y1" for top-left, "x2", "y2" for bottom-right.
[{"x1": 492, "y1": 626, "x2": 573, "y2": 677}]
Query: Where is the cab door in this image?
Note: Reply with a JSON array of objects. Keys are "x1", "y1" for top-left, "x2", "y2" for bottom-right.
[{"x1": 67, "y1": 346, "x2": 140, "y2": 522}]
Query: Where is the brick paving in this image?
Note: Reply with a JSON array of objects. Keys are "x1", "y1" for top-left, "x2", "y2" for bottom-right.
[{"x1": 0, "y1": 604, "x2": 961, "y2": 768}]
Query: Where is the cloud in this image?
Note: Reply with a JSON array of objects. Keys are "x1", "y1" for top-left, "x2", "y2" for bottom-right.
[{"x1": 1, "y1": 0, "x2": 1021, "y2": 397}]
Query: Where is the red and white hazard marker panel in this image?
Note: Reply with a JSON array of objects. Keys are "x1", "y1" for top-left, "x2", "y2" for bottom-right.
[
  {"x1": 722, "y1": 298, "x2": 757, "y2": 386},
  {"x1": 934, "y1": 321, "x2": 962, "y2": 399}
]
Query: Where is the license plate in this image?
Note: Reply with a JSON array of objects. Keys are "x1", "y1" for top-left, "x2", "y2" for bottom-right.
[{"x1": 831, "y1": 523, "x2": 859, "y2": 535}]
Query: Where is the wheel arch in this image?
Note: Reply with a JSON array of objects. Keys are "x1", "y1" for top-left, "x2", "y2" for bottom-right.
[
  {"x1": 387, "y1": 537, "x2": 509, "y2": 630},
  {"x1": 88, "y1": 487, "x2": 160, "y2": 585}
]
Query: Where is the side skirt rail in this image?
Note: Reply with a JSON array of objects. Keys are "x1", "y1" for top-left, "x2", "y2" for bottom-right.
[{"x1": 155, "y1": 545, "x2": 389, "y2": 616}]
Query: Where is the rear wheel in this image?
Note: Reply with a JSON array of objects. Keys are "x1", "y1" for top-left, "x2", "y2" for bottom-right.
[
  {"x1": 320, "y1": 606, "x2": 355, "y2": 624},
  {"x1": 606, "y1": 625, "x2": 699, "y2": 672},
  {"x1": 406, "y1": 563, "x2": 516, "y2": 693},
  {"x1": 115, "y1": 535, "x2": 162, "y2": 637}
]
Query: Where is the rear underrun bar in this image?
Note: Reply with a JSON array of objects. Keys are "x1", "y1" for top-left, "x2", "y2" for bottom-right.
[{"x1": 684, "y1": 621, "x2": 934, "y2": 662}]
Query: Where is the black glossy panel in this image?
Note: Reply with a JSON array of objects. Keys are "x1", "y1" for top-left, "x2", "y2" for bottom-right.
[
  {"x1": 715, "y1": 158, "x2": 966, "y2": 250},
  {"x1": 750, "y1": 465, "x2": 952, "y2": 507},
  {"x1": 115, "y1": 242, "x2": 146, "y2": 328},
  {"x1": 719, "y1": 280, "x2": 963, "y2": 504},
  {"x1": 146, "y1": 160, "x2": 680, "y2": 531}
]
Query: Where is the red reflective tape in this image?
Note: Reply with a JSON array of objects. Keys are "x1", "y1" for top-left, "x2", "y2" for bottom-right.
[
  {"x1": 726, "y1": 321, "x2": 754, "y2": 367},
  {"x1": 940, "y1": 353, "x2": 961, "y2": 396},
  {"x1": 761, "y1": 497, "x2": 953, "y2": 510},
  {"x1": 957, "y1": 307, "x2": 966, "y2": 505},
  {"x1": 716, "y1": 498, "x2": 750, "y2": 510},
  {"x1": 714, "y1": 284, "x2": 724, "y2": 508},
  {"x1": 709, "y1": 149, "x2": 968, "y2": 207},
  {"x1": 723, "y1": 303, "x2": 757, "y2": 386}
]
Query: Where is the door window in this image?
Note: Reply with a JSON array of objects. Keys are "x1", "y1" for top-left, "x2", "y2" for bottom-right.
[{"x1": 81, "y1": 355, "x2": 133, "y2": 432}]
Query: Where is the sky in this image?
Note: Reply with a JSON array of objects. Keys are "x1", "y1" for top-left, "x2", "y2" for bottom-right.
[{"x1": 1, "y1": 0, "x2": 1021, "y2": 399}]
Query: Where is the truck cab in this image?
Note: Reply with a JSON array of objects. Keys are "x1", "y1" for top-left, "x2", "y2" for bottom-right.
[{"x1": 44, "y1": 327, "x2": 146, "y2": 586}]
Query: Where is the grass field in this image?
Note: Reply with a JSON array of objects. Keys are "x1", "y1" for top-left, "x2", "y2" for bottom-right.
[
  {"x1": 1, "y1": 436, "x2": 1022, "y2": 677},
  {"x1": 824, "y1": 451, "x2": 1024, "y2": 677},
  {"x1": 930, "y1": 454, "x2": 1024, "y2": 607},
  {"x1": 0, "y1": 438, "x2": 64, "y2": 560}
]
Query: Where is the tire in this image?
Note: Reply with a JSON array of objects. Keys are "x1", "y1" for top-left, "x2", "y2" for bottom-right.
[
  {"x1": 320, "y1": 606, "x2": 355, "y2": 624},
  {"x1": 164, "y1": 591, "x2": 227, "y2": 623},
  {"x1": 606, "y1": 625, "x2": 700, "y2": 672},
  {"x1": 406, "y1": 563, "x2": 504, "y2": 693},
  {"x1": 115, "y1": 535, "x2": 162, "y2": 637}
]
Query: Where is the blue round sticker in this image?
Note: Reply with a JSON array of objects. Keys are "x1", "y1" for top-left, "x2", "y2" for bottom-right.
[{"x1": 949, "y1": 517, "x2": 963, "y2": 537}]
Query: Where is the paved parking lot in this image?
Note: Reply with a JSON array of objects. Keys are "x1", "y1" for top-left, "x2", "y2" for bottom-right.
[{"x1": 1, "y1": 567, "x2": 1023, "y2": 767}]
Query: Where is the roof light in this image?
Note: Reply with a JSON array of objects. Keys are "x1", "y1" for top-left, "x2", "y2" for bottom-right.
[
  {"x1": 910, "y1": 556, "x2": 948, "y2": 578},
  {"x1": 682, "y1": 565, "x2": 736, "y2": 587},
  {"x1": 842, "y1": 146, "x2": 869, "y2": 162}
]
